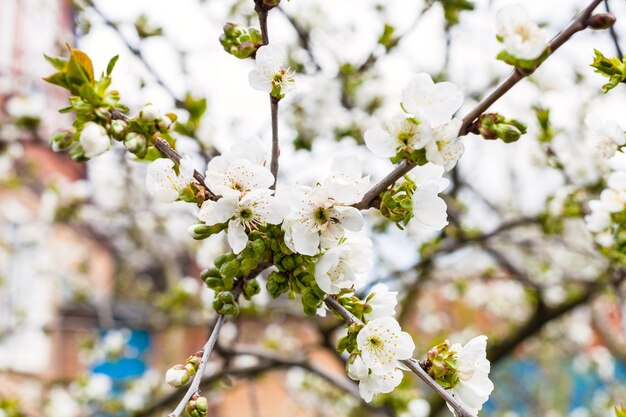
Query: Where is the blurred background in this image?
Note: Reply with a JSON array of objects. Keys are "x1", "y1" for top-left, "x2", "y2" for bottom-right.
[{"x1": 1, "y1": 0, "x2": 626, "y2": 416}]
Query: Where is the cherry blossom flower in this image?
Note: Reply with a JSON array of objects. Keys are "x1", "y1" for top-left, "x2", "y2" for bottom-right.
[
  {"x1": 145, "y1": 156, "x2": 194, "y2": 203},
  {"x1": 79, "y1": 122, "x2": 111, "y2": 158},
  {"x1": 405, "y1": 164, "x2": 450, "y2": 231},
  {"x1": 496, "y1": 4, "x2": 548, "y2": 61},
  {"x1": 314, "y1": 237, "x2": 373, "y2": 294},
  {"x1": 282, "y1": 186, "x2": 364, "y2": 256},
  {"x1": 364, "y1": 115, "x2": 432, "y2": 159},
  {"x1": 364, "y1": 283, "x2": 398, "y2": 322},
  {"x1": 206, "y1": 157, "x2": 274, "y2": 198},
  {"x1": 347, "y1": 354, "x2": 404, "y2": 402},
  {"x1": 401, "y1": 73, "x2": 463, "y2": 127},
  {"x1": 322, "y1": 156, "x2": 370, "y2": 204},
  {"x1": 448, "y1": 335, "x2": 494, "y2": 416},
  {"x1": 249, "y1": 45, "x2": 296, "y2": 98},
  {"x1": 198, "y1": 189, "x2": 284, "y2": 253},
  {"x1": 587, "y1": 118, "x2": 625, "y2": 159},
  {"x1": 357, "y1": 317, "x2": 415, "y2": 371},
  {"x1": 425, "y1": 118, "x2": 464, "y2": 171}
]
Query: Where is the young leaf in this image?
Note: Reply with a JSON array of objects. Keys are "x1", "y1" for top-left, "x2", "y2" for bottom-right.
[
  {"x1": 106, "y1": 55, "x2": 119, "y2": 76},
  {"x1": 44, "y1": 54, "x2": 68, "y2": 71}
]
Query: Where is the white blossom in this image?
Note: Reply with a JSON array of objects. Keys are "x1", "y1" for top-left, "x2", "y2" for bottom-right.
[
  {"x1": 79, "y1": 122, "x2": 111, "y2": 158},
  {"x1": 401, "y1": 73, "x2": 463, "y2": 127},
  {"x1": 139, "y1": 103, "x2": 161, "y2": 122},
  {"x1": 282, "y1": 186, "x2": 364, "y2": 256},
  {"x1": 357, "y1": 317, "x2": 415, "y2": 371},
  {"x1": 496, "y1": 4, "x2": 548, "y2": 61},
  {"x1": 322, "y1": 156, "x2": 370, "y2": 204},
  {"x1": 347, "y1": 355, "x2": 404, "y2": 402},
  {"x1": 449, "y1": 335, "x2": 494, "y2": 416},
  {"x1": 206, "y1": 157, "x2": 274, "y2": 197},
  {"x1": 146, "y1": 156, "x2": 195, "y2": 203},
  {"x1": 198, "y1": 189, "x2": 284, "y2": 254},
  {"x1": 587, "y1": 118, "x2": 625, "y2": 159},
  {"x1": 249, "y1": 45, "x2": 296, "y2": 97},
  {"x1": 314, "y1": 237, "x2": 373, "y2": 294},
  {"x1": 364, "y1": 116, "x2": 432, "y2": 158},
  {"x1": 406, "y1": 164, "x2": 450, "y2": 230},
  {"x1": 364, "y1": 283, "x2": 398, "y2": 322},
  {"x1": 425, "y1": 119, "x2": 464, "y2": 171}
]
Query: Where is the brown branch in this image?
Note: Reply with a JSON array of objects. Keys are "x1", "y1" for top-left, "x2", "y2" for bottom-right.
[
  {"x1": 167, "y1": 314, "x2": 226, "y2": 417},
  {"x1": 324, "y1": 297, "x2": 476, "y2": 417},
  {"x1": 109, "y1": 109, "x2": 217, "y2": 200},
  {"x1": 459, "y1": 0, "x2": 605, "y2": 135},
  {"x1": 277, "y1": 7, "x2": 322, "y2": 71},
  {"x1": 605, "y1": 0, "x2": 623, "y2": 57},
  {"x1": 355, "y1": 0, "x2": 606, "y2": 210}
]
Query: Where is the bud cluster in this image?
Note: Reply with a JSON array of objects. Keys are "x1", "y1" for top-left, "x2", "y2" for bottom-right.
[
  {"x1": 219, "y1": 23, "x2": 264, "y2": 59},
  {"x1": 423, "y1": 340, "x2": 459, "y2": 390},
  {"x1": 185, "y1": 394, "x2": 209, "y2": 417},
  {"x1": 474, "y1": 113, "x2": 527, "y2": 143},
  {"x1": 165, "y1": 351, "x2": 203, "y2": 388},
  {"x1": 379, "y1": 176, "x2": 416, "y2": 229}
]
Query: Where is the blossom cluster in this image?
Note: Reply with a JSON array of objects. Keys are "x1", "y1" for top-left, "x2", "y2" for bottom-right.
[
  {"x1": 364, "y1": 73, "x2": 465, "y2": 171},
  {"x1": 585, "y1": 169, "x2": 626, "y2": 252}
]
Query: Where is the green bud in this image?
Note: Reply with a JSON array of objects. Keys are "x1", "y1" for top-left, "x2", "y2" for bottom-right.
[
  {"x1": 213, "y1": 291, "x2": 239, "y2": 316},
  {"x1": 243, "y1": 279, "x2": 261, "y2": 300},
  {"x1": 281, "y1": 256, "x2": 296, "y2": 271},
  {"x1": 188, "y1": 222, "x2": 226, "y2": 240},
  {"x1": 214, "y1": 253, "x2": 236, "y2": 268},
  {"x1": 220, "y1": 259, "x2": 240, "y2": 281},
  {"x1": 124, "y1": 132, "x2": 147, "y2": 154},
  {"x1": 50, "y1": 129, "x2": 74, "y2": 151},
  {"x1": 200, "y1": 268, "x2": 221, "y2": 281},
  {"x1": 239, "y1": 257, "x2": 258, "y2": 275},
  {"x1": 109, "y1": 120, "x2": 127, "y2": 140},
  {"x1": 251, "y1": 239, "x2": 266, "y2": 257}
]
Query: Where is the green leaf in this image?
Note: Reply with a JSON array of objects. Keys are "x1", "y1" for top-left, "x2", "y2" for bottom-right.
[
  {"x1": 42, "y1": 72, "x2": 70, "y2": 90},
  {"x1": 106, "y1": 55, "x2": 119, "y2": 76},
  {"x1": 44, "y1": 54, "x2": 68, "y2": 71}
]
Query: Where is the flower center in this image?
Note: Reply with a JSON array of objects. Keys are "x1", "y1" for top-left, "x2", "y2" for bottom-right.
[
  {"x1": 515, "y1": 23, "x2": 534, "y2": 42},
  {"x1": 314, "y1": 207, "x2": 329, "y2": 224}
]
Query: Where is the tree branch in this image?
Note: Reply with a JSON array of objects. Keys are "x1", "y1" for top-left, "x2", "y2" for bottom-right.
[
  {"x1": 605, "y1": 0, "x2": 624, "y2": 57},
  {"x1": 167, "y1": 314, "x2": 226, "y2": 417},
  {"x1": 354, "y1": 0, "x2": 606, "y2": 210}
]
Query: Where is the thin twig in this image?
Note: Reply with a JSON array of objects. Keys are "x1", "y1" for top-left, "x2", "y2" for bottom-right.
[
  {"x1": 459, "y1": 0, "x2": 604, "y2": 135},
  {"x1": 168, "y1": 314, "x2": 226, "y2": 417},
  {"x1": 270, "y1": 96, "x2": 280, "y2": 189},
  {"x1": 109, "y1": 109, "x2": 216, "y2": 199},
  {"x1": 323, "y1": 297, "x2": 476, "y2": 417},
  {"x1": 605, "y1": 0, "x2": 624, "y2": 57},
  {"x1": 85, "y1": 0, "x2": 184, "y2": 108}
]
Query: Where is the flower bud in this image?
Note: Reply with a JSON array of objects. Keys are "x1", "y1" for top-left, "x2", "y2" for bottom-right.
[
  {"x1": 79, "y1": 122, "x2": 111, "y2": 158},
  {"x1": 165, "y1": 364, "x2": 190, "y2": 388},
  {"x1": 158, "y1": 115, "x2": 175, "y2": 131},
  {"x1": 587, "y1": 13, "x2": 616, "y2": 30},
  {"x1": 109, "y1": 120, "x2": 127, "y2": 140},
  {"x1": 140, "y1": 104, "x2": 161, "y2": 122},
  {"x1": 243, "y1": 279, "x2": 261, "y2": 300},
  {"x1": 213, "y1": 291, "x2": 239, "y2": 316},
  {"x1": 124, "y1": 132, "x2": 147, "y2": 154},
  {"x1": 50, "y1": 129, "x2": 74, "y2": 152},
  {"x1": 188, "y1": 223, "x2": 226, "y2": 240}
]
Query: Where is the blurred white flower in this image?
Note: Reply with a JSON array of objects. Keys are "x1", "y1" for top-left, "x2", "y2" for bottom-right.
[
  {"x1": 449, "y1": 335, "x2": 494, "y2": 416},
  {"x1": 407, "y1": 163, "x2": 450, "y2": 230},
  {"x1": 425, "y1": 119, "x2": 464, "y2": 171},
  {"x1": 364, "y1": 115, "x2": 432, "y2": 158},
  {"x1": 83, "y1": 373, "x2": 113, "y2": 401},
  {"x1": 314, "y1": 237, "x2": 373, "y2": 294},
  {"x1": 79, "y1": 122, "x2": 111, "y2": 158},
  {"x1": 249, "y1": 45, "x2": 296, "y2": 97},
  {"x1": 587, "y1": 118, "x2": 625, "y2": 159},
  {"x1": 198, "y1": 189, "x2": 284, "y2": 253},
  {"x1": 364, "y1": 283, "x2": 398, "y2": 321},
  {"x1": 146, "y1": 156, "x2": 194, "y2": 203},
  {"x1": 139, "y1": 103, "x2": 161, "y2": 121},
  {"x1": 357, "y1": 317, "x2": 415, "y2": 371},
  {"x1": 401, "y1": 399, "x2": 431, "y2": 417},
  {"x1": 496, "y1": 4, "x2": 548, "y2": 60},
  {"x1": 401, "y1": 73, "x2": 463, "y2": 127}
]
